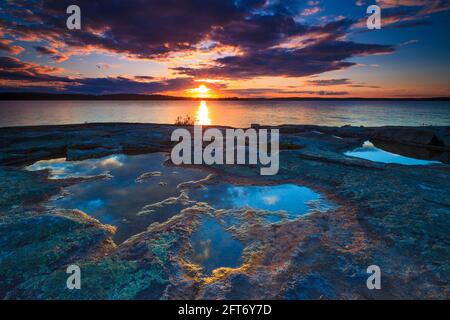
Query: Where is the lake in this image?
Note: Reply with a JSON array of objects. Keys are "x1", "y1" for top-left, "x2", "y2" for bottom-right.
[{"x1": 0, "y1": 100, "x2": 449, "y2": 128}]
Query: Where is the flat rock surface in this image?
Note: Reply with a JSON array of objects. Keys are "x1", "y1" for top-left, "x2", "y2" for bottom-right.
[{"x1": 0, "y1": 123, "x2": 449, "y2": 299}]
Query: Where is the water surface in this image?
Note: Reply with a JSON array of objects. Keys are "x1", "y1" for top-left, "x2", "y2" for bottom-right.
[
  {"x1": 188, "y1": 216, "x2": 244, "y2": 275},
  {"x1": 1, "y1": 100, "x2": 449, "y2": 127},
  {"x1": 26, "y1": 153, "x2": 208, "y2": 242},
  {"x1": 345, "y1": 141, "x2": 442, "y2": 165},
  {"x1": 188, "y1": 183, "x2": 334, "y2": 222}
]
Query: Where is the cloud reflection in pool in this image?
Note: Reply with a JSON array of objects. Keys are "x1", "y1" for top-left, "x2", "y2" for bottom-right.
[
  {"x1": 188, "y1": 183, "x2": 334, "y2": 222},
  {"x1": 26, "y1": 153, "x2": 208, "y2": 243}
]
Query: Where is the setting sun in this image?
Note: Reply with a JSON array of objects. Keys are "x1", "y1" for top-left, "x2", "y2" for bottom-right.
[{"x1": 189, "y1": 84, "x2": 211, "y2": 98}]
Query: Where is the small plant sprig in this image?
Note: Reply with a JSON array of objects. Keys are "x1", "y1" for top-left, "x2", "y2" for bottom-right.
[{"x1": 175, "y1": 115, "x2": 195, "y2": 126}]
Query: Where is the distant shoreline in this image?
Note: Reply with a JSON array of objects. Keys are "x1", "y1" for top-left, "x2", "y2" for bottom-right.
[{"x1": 1, "y1": 92, "x2": 450, "y2": 101}]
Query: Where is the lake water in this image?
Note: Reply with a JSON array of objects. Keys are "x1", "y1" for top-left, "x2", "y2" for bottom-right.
[{"x1": 1, "y1": 100, "x2": 449, "y2": 127}]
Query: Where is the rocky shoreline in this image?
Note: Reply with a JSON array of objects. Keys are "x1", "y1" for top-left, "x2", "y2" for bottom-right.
[{"x1": 0, "y1": 123, "x2": 449, "y2": 299}]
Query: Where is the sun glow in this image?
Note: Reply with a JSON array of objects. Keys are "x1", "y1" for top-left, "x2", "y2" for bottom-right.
[
  {"x1": 190, "y1": 84, "x2": 211, "y2": 98},
  {"x1": 195, "y1": 100, "x2": 211, "y2": 125}
]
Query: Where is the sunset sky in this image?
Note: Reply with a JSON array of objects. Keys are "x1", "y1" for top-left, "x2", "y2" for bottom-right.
[{"x1": 0, "y1": 0, "x2": 449, "y2": 98}]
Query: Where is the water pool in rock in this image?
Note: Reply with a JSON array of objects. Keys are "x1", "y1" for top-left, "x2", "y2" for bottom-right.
[
  {"x1": 188, "y1": 183, "x2": 334, "y2": 222},
  {"x1": 26, "y1": 153, "x2": 208, "y2": 242},
  {"x1": 345, "y1": 141, "x2": 442, "y2": 165},
  {"x1": 26, "y1": 155, "x2": 334, "y2": 245},
  {"x1": 188, "y1": 216, "x2": 244, "y2": 275}
]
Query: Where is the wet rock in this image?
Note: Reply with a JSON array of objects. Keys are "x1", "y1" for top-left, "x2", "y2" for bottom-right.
[
  {"x1": 0, "y1": 123, "x2": 449, "y2": 299},
  {"x1": 372, "y1": 126, "x2": 450, "y2": 148},
  {"x1": 0, "y1": 210, "x2": 116, "y2": 299},
  {"x1": 282, "y1": 273, "x2": 336, "y2": 300},
  {"x1": 135, "y1": 171, "x2": 162, "y2": 183}
]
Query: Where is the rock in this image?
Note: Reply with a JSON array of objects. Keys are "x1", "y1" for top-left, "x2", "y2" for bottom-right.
[
  {"x1": 135, "y1": 171, "x2": 162, "y2": 183},
  {"x1": 372, "y1": 127, "x2": 450, "y2": 148},
  {"x1": 0, "y1": 123, "x2": 449, "y2": 299}
]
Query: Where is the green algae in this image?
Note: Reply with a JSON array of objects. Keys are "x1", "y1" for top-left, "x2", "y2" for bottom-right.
[
  {"x1": 147, "y1": 233, "x2": 179, "y2": 266},
  {"x1": 12, "y1": 259, "x2": 168, "y2": 300},
  {"x1": 0, "y1": 212, "x2": 115, "y2": 298},
  {"x1": 1, "y1": 218, "x2": 181, "y2": 299}
]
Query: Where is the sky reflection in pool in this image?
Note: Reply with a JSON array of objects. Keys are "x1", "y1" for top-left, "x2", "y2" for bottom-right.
[
  {"x1": 26, "y1": 156, "x2": 119, "y2": 179},
  {"x1": 188, "y1": 183, "x2": 333, "y2": 221},
  {"x1": 188, "y1": 216, "x2": 243, "y2": 275},
  {"x1": 345, "y1": 141, "x2": 442, "y2": 165},
  {"x1": 26, "y1": 153, "x2": 208, "y2": 242}
]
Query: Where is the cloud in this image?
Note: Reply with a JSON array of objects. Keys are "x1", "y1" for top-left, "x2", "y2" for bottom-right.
[
  {"x1": 353, "y1": 0, "x2": 450, "y2": 29},
  {"x1": 262, "y1": 196, "x2": 278, "y2": 205},
  {"x1": 0, "y1": 56, "x2": 65, "y2": 81},
  {"x1": 0, "y1": 56, "x2": 196, "y2": 94},
  {"x1": 173, "y1": 17, "x2": 393, "y2": 79},
  {"x1": 1, "y1": 0, "x2": 447, "y2": 95},
  {"x1": 96, "y1": 63, "x2": 120, "y2": 70},
  {"x1": 307, "y1": 78, "x2": 381, "y2": 88},
  {"x1": 210, "y1": 14, "x2": 310, "y2": 50},
  {"x1": 2, "y1": 0, "x2": 266, "y2": 59},
  {"x1": 70, "y1": 76, "x2": 196, "y2": 95},
  {"x1": 307, "y1": 78, "x2": 351, "y2": 86},
  {"x1": 175, "y1": 38, "x2": 394, "y2": 79},
  {"x1": 301, "y1": 7, "x2": 321, "y2": 16},
  {"x1": 398, "y1": 39, "x2": 419, "y2": 47},
  {"x1": 0, "y1": 39, "x2": 24, "y2": 55},
  {"x1": 376, "y1": 0, "x2": 444, "y2": 8},
  {"x1": 34, "y1": 45, "x2": 68, "y2": 62},
  {"x1": 3, "y1": 1, "x2": 393, "y2": 66},
  {"x1": 34, "y1": 46, "x2": 59, "y2": 55},
  {"x1": 224, "y1": 88, "x2": 349, "y2": 97}
]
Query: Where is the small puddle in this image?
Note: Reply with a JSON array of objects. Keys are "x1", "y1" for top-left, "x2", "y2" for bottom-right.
[
  {"x1": 188, "y1": 216, "x2": 244, "y2": 275},
  {"x1": 345, "y1": 141, "x2": 442, "y2": 165},
  {"x1": 26, "y1": 156, "x2": 115, "y2": 179},
  {"x1": 188, "y1": 183, "x2": 334, "y2": 222},
  {"x1": 26, "y1": 153, "x2": 208, "y2": 242}
]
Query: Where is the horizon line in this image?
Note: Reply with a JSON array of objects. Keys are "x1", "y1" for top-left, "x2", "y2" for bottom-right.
[{"x1": 1, "y1": 92, "x2": 450, "y2": 101}]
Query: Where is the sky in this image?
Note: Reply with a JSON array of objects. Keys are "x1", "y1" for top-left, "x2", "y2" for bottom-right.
[{"x1": 0, "y1": 0, "x2": 449, "y2": 98}]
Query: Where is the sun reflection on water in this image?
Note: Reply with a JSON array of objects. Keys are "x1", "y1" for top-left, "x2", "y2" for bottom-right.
[{"x1": 195, "y1": 100, "x2": 211, "y2": 125}]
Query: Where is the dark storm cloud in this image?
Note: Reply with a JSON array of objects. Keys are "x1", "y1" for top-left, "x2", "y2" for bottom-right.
[
  {"x1": 175, "y1": 40, "x2": 394, "y2": 79},
  {"x1": 211, "y1": 13, "x2": 310, "y2": 49},
  {"x1": 3, "y1": 0, "x2": 266, "y2": 58},
  {"x1": 70, "y1": 77, "x2": 196, "y2": 95},
  {"x1": 0, "y1": 56, "x2": 66, "y2": 82},
  {"x1": 0, "y1": 0, "x2": 405, "y2": 93},
  {"x1": 174, "y1": 17, "x2": 393, "y2": 78},
  {"x1": 0, "y1": 56, "x2": 196, "y2": 94}
]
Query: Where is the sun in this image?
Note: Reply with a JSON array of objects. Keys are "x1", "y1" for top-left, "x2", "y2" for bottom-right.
[{"x1": 189, "y1": 84, "x2": 211, "y2": 98}]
